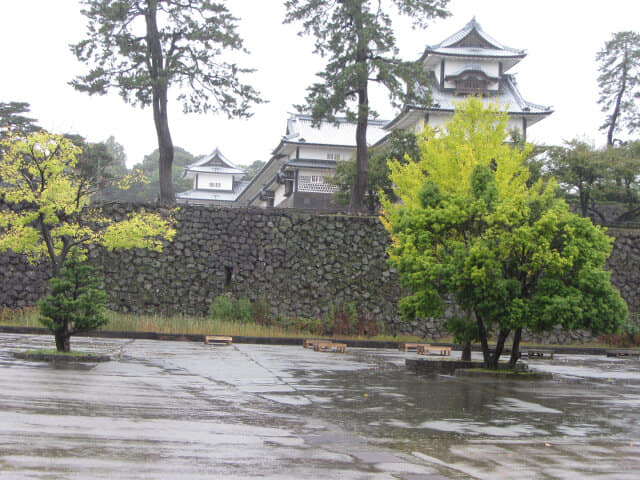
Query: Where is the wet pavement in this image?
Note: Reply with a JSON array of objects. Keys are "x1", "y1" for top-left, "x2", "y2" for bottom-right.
[{"x1": 1, "y1": 334, "x2": 639, "y2": 479}]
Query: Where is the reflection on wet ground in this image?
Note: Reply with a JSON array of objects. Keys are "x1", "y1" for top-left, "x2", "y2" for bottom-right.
[{"x1": 1, "y1": 333, "x2": 639, "y2": 479}]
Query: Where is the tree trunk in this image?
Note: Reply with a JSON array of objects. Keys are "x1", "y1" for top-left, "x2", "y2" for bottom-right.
[
  {"x1": 487, "y1": 329, "x2": 510, "y2": 369},
  {"x1": 461, "y1": 341, "x2": 471, "y2": 361},
  {"x1": 607, "y1": 50, "x2": 629, "y2": 147},
  {"x1": 509, "y1": 327, "x2": 522, "y2": 368},
  {"x1": 348, "y1": 10, "x2": 369, "y2": 214},
  {"x1": 145, "y1": 0, "x2": 175, "y2": 205},
  {"x1": 475, "y1": 310, "x2": 491, "y2": 365},
  {"x1": 55, "y1": 331, "x2": 71, "y2": 352}
]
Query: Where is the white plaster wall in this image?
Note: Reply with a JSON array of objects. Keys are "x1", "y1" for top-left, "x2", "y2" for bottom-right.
[
  {"x1": 298, "y1": 145, "x2": 354, "y2": 161},
  {"x1": 197, "y1": 173, "x2": 233, "y2": 191},
  {"x1": 273, "y1": 183, "x2": 287, "y2": 207},
  {"x1": 443, "y1": 58, "x2": 500, "y2": 78}
]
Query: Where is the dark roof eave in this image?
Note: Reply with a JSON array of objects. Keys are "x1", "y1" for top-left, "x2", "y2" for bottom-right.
[
  {"x1": 421, "y1": 49, "x2": 526, "y2": 61},
  {"x1": 404, "y1": 105, "x2": 553, "y2": 116}
]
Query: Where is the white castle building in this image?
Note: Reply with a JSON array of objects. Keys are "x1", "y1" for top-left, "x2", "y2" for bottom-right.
[
  {"x1": 385, "y1": 17, "x2": 552, "y2": 138},
  {"x1": 176, "y1": 148, "x2": 249, "y2": 205},
  {"x1": 191, "y1": 18, "x2": 552, "y2": 210}
]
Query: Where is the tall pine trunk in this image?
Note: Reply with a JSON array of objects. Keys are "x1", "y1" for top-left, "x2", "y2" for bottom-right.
[
  {"x1": 349, "y1": 10, "x2": 369, "y2": 214},
  {"x1": 146, "y1": 0, "x2": 175, "y2": 205},
  {"x1": 350, "y1": 95, "x2": 368, "y2": 213},
  {"x1": 607, "y1": 48, "x2": 629, "y2": 147}
]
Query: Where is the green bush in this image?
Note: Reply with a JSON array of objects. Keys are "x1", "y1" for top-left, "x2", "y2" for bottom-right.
[
  {"x1": 209, "y1": 295, "x2": 235, "y2": 321},
  {"x1": 209, "y1": 294, "x2": 253, "y2": 323}
]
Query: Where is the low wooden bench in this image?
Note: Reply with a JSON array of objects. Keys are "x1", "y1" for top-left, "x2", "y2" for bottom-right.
[
  {"x1": 606, "y1": 349, "x2": 640, "y2": 358},
  {"x1": 417, "y1": 345, "x2": 451, "y2": 356},
  {"x1": 313, "y1": 341, "x2": 347, "y2": 353},
  {"x1": 527, "y1": 349, "x2": 554, "y2": 359},
  {"x1": 398, "y1": 343, "x2": 430, "y2": 352},
  {"x1": 303, "y1": 339, "x2": 326, "y2": 349},
  {"x1": 204, "y1": 335, "x2": 233, "y2": 346}
]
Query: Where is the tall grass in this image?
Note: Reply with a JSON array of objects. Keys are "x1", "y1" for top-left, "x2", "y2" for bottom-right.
[{"x1": 0, "y1": 306, "x2": 424, "y2": 342}]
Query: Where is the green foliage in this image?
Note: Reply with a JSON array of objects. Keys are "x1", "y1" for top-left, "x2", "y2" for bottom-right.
[
  {"x1": 330, "y1": 129, "x2": 420, "y2": 212},
  {"x1": 547, "y1": 140, "x2": 605, "y2": 217},
  {"x1": 0, "y1": 101, "x2": 41, "y2": 140},
  {"x1": 596, "y1": 31, "x2": 640, "y2": 145},
  {"x1": 546, "y1": 139, "x2": 640, "y2": 221},
  {"x1": 241, "y1": 160, "x2": 266, "y2": 181},
  {"x1": 284, "y1": 0, "x2": 449, "y2": 211},
  {"x1": 71, "y1": 0, "x2": 263, "y2": 204},
  {"x1": 209, "y1": 294, "x2": 252, "y2": 323},
  {"x1": 63, "y1": 133, "x2": 129, "y2": 201},
  {"x1": 124, "y1": 147, "x2": 196, "y2": 203},
  {"x1": 0, "y1": 132, "x2": 175, "y2": 277},
  {"x1": 383, "y1": 98, "x2": 628, "y2": 368},
  {"x1": 38, "y1": 252, "x2": 108, "y2": 351}
]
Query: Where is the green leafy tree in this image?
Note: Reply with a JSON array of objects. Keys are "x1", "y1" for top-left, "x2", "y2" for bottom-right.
[
  {"x1": 64, "y1": 134, "x2": 128, "y2": 192},
  {"x1": 242, "y1": 160, "x2": 266, "y2": 181},
  {"x1": 605, "y1": 141, "x2": 640, "y2": 219},
  {"x1": 382, "y1": 99, "x2": 628, "y2": 368},
  {"x1": 0, "y1": 132, "x2": 175, "y2": 278},
  {"x1": 284, "y1": 0, "x2": 449, "y2": 212},
  {"x1": 38, "y1": 251, "x2": 108, "y2": 352},
  {"x1": 71, "y1": 0, "x2": 263, "y2": 205},
  {"x1": 330, "y1": 129, "x2": 420, "y2": 212},
  {"x1": 547, "y1": 140, "x2": 607, "y2": 219},
  {"x1": 0, "y1": 101, "x2": 41, "y2": 140},
  {"x1": 596, "y1": 31, "x2": 640, "y2": 146},
  {"x1": 124, "y1": 146, "x2": 196, "y2": 203}
]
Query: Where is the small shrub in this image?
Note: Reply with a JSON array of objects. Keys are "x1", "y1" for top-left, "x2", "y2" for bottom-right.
[
  {"x1": 599, "y1": 314, "x2": 640, "y2": 347},
  {"x1": 235, "y1": 297, "x2": 253, "y2": 324},
  {"x1": 251, "y1": 297, "x2": 273, "y2": 326},
  {"x1": 209, "y1": 294, "x2": 235, "y2": 321},
  {"x1": 209, "y1": 295, "x2": 255, "y2": 324}
]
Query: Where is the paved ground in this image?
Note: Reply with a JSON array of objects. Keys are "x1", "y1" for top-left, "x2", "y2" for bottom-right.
[{"x1": 1, "y1": 334, "x2": 639, "y2": 479}]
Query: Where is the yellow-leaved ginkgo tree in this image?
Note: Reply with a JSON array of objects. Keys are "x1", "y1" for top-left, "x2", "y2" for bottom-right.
[
  {"x1": 0, "y1": 132, "x2": 175, "y2": 276},
  {"x1": 0, "y1": 132, "x2": 176, "y2": 350}
]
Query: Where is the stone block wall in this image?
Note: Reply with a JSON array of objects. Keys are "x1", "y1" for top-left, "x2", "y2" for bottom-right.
[
  {"x1": 1, "y1": 205, "x2": 639, "y2": 344},
  {"x1": 89, "y1": 205, "x2": 403, "y2": 324}
]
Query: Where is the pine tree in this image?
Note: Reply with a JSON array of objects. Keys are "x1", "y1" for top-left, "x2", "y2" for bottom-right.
[
  {"x1": 71, "y1": 0, "x2": 263, "y2": 205},
  {"x1": 38, "y1": 253, "x2": 108, "y2": 352},
  {"x1": 596, "y1": 31, "x2": 640, "y2": 146},
  {"x1": 284, "y1": 0, "x2": 449, "y2": 212}
]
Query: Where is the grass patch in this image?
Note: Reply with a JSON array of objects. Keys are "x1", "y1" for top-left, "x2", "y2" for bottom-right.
[
  {"x1": 25, "y1": 349, "x2": 98, "y2": 357},
  {"x1": 0, "y1": 307, "x2": 425, "y2": 343}
]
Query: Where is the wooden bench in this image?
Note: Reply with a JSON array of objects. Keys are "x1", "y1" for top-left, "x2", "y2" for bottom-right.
[
  {"x1": 606, "y1": 349, "x2": 640, "y2": 358},
  {"x1": 303, "y1": 339, "x2": 327, "y2": 349},
  {"x1": 527, "y1": 349, "x2": 554, "y2": 359},
  {"x1": 398, "y1": 343, "x2": 430, "y2": 352},
  {"x1": 204, "y1": 335, "x2": 233, "y2": 346},
  {"x1": 417, "y1": 345, "x2": 451, "y2": 356},
  {"x1": 313, "y1": 341, "x2": 347, "y2": 353}
]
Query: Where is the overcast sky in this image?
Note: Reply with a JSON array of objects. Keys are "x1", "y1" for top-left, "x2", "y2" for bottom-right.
[{"x1": 1, "y1": 0, "x2": 639, "y2": 168}]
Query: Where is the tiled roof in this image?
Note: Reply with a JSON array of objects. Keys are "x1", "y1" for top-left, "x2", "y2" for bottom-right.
[
  {"x1": 423, "y1": 18, "x2": 525, "y2": 59},
  {"x1": 279, "y1": 114, "x2": 389, "y2": 149},
  {"x1": 385, "y1": 75, "x2": 552, "y2": 131},
  {"x1": 188, "y1": 148, "x2": 246, "y2": 174}
]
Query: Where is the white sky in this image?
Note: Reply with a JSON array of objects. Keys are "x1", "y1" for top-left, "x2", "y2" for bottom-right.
[{"x1": 1, "y1": 0, "x2": 639, "y2": 168}]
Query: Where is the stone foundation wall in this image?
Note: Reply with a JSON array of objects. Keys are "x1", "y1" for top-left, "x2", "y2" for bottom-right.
[{"x1": 1, "y1": 205, "x2": 639, "y2": 344}]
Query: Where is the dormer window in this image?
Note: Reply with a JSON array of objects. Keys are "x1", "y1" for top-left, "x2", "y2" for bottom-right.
[
  {"x1": 445, "y1": 66, "x2": 498, "y2": 96},
  {"x1": 454, "y1": 74, "x2": 490, "y2": 95}
]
